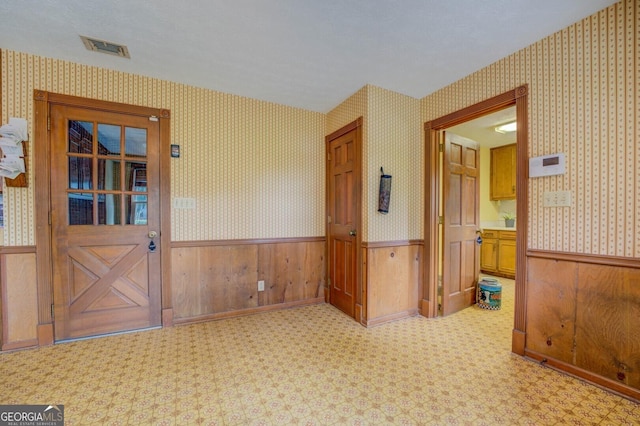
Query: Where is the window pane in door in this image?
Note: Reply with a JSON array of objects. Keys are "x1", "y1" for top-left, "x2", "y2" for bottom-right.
[
  {"x1": 125, "y1": 127, "x2": 147, "y2": 158},
  {"x1": 69, "y1": 193, "x2": 94, "y2": 225},
  {"x1": 97, "y1": 124, "x2": 121, "y2": 156},
  {"x1": 98, "y1": 159, "x2": 121, "y2": 190},
  {"x1": 68, "y1": 156, "x2": 93, "y2": 190},
  {"x1": 98, "y1": 194, "x2": 122, "y2": 225},
  {"x1": 68, "y1": 121, "x2": 94, "y2": 154},
  {"x1": 126, "y1": 162, "x2": 147, "y2": 192},
  {"x1": 126, "y1": 195, "x2": 147, "y2": 225}
]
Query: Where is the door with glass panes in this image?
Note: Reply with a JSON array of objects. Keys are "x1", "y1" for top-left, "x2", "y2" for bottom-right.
[{"x1": 50, "y1": 104, "x2": 161, "y2": 340}]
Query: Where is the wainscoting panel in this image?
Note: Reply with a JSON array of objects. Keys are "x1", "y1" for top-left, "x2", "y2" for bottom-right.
[
  {"x1": 575, "y1": 263, "x2": 640, "y2": 390},
  {"x1": 526, "y1": 257, "x2": 578, "y2": 365},
  {"x1": 525, "y1": 251, "x2": 640, "y2": 400},
  {"x1": 171, "y1": 239, "x2": 325, "y2": 323},
  {"x1": 257, "y1": 242, "x2": 325, "y2": 305},
  {"x1": 1, "y1": 251, "x2": 38, "y2": 350},
  {"x1": 363, "y1": 242, "x2": 422, "y2": 326}
]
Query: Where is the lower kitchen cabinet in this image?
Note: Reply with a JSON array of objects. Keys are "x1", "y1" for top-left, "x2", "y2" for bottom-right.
[{"x1": 480, "y1": 229, "x2": 515, "y2": 278}]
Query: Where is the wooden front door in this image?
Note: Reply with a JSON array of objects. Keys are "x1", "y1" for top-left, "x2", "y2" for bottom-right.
[
  {"x1": 326, "y1": 121, "x2": 361, "y2": 319},
  {"x1": 441, "y1": 132, "x2": 480, "y2": 316},
  {"x1": 50, "y1": 104, "x2": 161, "y2": 340}
]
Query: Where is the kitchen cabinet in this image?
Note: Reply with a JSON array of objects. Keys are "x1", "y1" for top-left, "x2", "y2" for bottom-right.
[
  {"x1": 480, "y1": 229, "x2": 515, "y2": 278},
  {"x1": 490, "y1": 144, "x2": 516, "y2": 200}
]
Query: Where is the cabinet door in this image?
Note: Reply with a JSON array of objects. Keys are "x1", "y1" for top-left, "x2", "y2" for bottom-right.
[
  {"x1": 490, "y1": 144, "x2": 516, "y2": 200},
  {"x1": 498, "y1": 238, "x2": 516, "y2": 277},
  {"x1": 480, "y1": 232, "x2": 498, "y2": 273}
]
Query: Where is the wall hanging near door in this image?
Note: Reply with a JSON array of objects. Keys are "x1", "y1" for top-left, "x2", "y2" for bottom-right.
[{"x1": 378, "y1": 167, "x2": 392, "y2": 214}]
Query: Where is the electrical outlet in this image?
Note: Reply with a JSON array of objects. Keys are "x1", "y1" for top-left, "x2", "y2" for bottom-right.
[{"x1": 258, "y1": 280, "x2": 265, "y2": 292}]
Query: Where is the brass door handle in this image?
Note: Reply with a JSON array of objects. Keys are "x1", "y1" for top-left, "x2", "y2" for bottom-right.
[
  {"x1": 349, "y1": 230, "x2": 357, "y2": 237},
  {"x1": 148, "y1": 231, "x2": 157, "y2": 239}
]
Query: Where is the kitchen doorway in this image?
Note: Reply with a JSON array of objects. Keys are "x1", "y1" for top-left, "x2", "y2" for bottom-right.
[{"x1": 423, "y1": 86, "x2": 528, "y2": 355}]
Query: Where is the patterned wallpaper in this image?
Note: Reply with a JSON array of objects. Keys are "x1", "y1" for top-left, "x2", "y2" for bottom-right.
[
  {"x1": 0, "y1": 50, "x2": 326, "y2": 244},
  {"x1": 326, "y1": 85, "x2": 422, "y2": 242},
  {"x1": 422, "y1": 0, "x2": 639, "y2": 257},
  {"x1": 367, "y1": 86, "x2": 422, "y2": 242},
  {"x1": 1, "y1": 0, "x2": 637, "y2": 255}
]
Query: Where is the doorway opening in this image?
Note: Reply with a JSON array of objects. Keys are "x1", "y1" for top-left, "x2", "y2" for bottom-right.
[
  {"x1": 423, "y1": 86, "x2": 528, "y2": 355},
  {"x1": 441, "y1": 106, "x2": 517, "y2": 314}
]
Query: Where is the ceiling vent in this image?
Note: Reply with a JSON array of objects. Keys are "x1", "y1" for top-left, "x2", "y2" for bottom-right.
[{"x1": 80, "y1": 35, "x2": 130, "y2": 59}]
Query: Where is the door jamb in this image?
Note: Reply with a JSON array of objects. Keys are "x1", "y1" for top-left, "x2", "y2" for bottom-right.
[
  {"x1": 423, "y1": 86, "x2": 528, "y2": 355},
  {"x1": 33, "y1": 91, "x2": 173, "y2": 346}
]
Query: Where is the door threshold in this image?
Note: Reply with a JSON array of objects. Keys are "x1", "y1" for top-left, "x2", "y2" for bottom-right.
[{"x1": 55, "y1": 326, "x2": 162, "y2": 344}]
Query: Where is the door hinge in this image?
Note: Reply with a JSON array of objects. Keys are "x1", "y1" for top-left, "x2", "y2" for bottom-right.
[
  {"x1": 48, "y1": 211, "x2": 52, "y2": 225},
  {"x1": 327, "y1": 153, "x2": 331, "y2": 161},
  {"x1": 51, "y1": 304, "x2": 54, "y2": 319},
  {"x1": 438, "y1": 216, "x2": 444, "y2": 224},
  {"x1": 438, "y1": 143, "x2": 444, "y2": 153},
  {"x1": 47, "y1": 116, "x2": 51, "y2": 131},
  {"x1": 327, "y1": 215, "x2": 332, "y2": 224}
]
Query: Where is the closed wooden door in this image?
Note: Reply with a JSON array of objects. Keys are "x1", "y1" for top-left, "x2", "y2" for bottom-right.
[
  {"x1": 327, "y1": 124, "x2": 361, "y2": 318},
  {"x1": 50, "y1": 104, "x2": 161, "y2": 340},
  {"x1": 442, "y1": 132, "x2": 480, "y2": 316}
]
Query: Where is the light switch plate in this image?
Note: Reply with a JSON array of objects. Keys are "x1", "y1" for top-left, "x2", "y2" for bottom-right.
[
  {"x1": 543, "y1": 191, "x2": 571, "y2": 207},
  {"x1": 173, "y1": 197, "x2": 196, "y2": 209}
]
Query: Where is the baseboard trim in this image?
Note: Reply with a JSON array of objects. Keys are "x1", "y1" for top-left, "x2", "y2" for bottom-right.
[
  {"x1": 2, "y1": 338, "x2": 38, "y2": 352},
  {"x1": 364, "y1": 309, "x2": 419, "y2": 327},
  {"x1": 173, "y1": 297, "x2": 325, "y2": 325},
  {"x1": 525, "y1": 349, "x2": 640, "y2": 403}
]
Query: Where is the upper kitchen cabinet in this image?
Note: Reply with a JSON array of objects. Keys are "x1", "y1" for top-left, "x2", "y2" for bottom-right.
[{"x1": 490, "y1": 143, "x2": 516, "y2": 200}]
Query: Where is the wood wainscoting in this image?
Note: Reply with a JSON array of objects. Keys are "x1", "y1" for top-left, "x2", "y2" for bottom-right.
[
  {"x1": 525, "y1": 250, "x2": 640, "y2": 402},
  {"x1": 171, "y1": 237, "x2": 325, "y2": 324},
  {"x1": 0, "y1": 247, "x2": 38, "y2": 351},
  {"x1": 361, "y1": 240, "x2": 423, "y2": 327}
]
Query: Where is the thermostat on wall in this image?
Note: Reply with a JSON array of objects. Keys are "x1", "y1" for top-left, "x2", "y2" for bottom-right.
[{"x1": 529, "y1": 153, "x2": 565, "y2": 177}]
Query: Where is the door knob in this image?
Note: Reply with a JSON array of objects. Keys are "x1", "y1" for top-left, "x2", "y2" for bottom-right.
[
  {"x1": 148, "y1": 231, "x2": 157, "y2": 238},
  {"x1": 349, "y1": 230, "x2": 357, "y2": 237}
]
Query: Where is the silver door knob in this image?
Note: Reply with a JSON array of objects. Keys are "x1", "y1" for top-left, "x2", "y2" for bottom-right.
[
  {"x1": 148, "y1": 231, "x2": 157, "y2": 238},
  {"x1": 349, "y1": 230, "x2": 357, "y2": 237}
]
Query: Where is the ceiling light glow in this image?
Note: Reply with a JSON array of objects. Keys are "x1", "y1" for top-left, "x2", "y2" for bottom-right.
[{"x1": 495, "y1": 121, "x2": 517, "y2": 133}]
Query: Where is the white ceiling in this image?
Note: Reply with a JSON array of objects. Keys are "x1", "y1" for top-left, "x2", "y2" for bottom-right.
[
  {"x1": 0, "y1": 0, "x2": 617, "y2": 113},
  {"x1": 448, "y1": 106, "x2": 517, "y2": 148}
]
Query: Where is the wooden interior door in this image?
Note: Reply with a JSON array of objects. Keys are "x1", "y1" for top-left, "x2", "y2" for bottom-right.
[
  {"x1": 50, "y1": 104, "x2": 161, "y2": 340},
  {"x1": 441, "y1": 132, "x2": 480, "y2": 316},
  {"x1": 327, "y1": 125, "x2": 360, "y2": 318}
]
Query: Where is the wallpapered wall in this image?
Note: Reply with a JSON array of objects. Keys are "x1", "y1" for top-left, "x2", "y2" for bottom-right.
[
  {"x1": 422, "y1": 0, "x2": 638, "y2": 257},
  {"x1": 326, "y1": 85, "x2": 422, "y2": 243},
  {"x1": 1, "y1": 0, "x2": 637, "y2": 256},
  {"x1": 0, "y1": 51, "x2": 326, "y2": 244}
]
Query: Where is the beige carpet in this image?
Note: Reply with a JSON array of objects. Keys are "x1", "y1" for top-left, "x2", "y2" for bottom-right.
[{"x1": 1, "y1": 278, "x2": 638, "y2": 425}]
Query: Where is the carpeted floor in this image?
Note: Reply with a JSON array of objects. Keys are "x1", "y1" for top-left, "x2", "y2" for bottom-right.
[{"x1": 1, "y1": 277, "x2": 638, "y2": 425}]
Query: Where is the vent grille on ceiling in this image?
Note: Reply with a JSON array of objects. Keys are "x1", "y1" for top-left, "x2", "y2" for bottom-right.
[{"x1": 80, "y1": 35, "x2": 130, "y2": 59}]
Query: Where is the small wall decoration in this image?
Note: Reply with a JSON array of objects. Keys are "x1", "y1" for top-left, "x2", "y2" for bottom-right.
[
  {"x1": 0, "y1": 117, "x2": 28, "y2": 187},
  {"x1": 171, "y1": 144, "x2": 180, "y2": 158},
  {"x1": 378, "y1": 167, "x2": 392, "y2": 214}
]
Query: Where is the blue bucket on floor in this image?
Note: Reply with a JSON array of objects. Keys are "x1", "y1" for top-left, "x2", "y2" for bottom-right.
[{"x1": 477, "y1": 278, "x2": 502, "y2": 310}]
